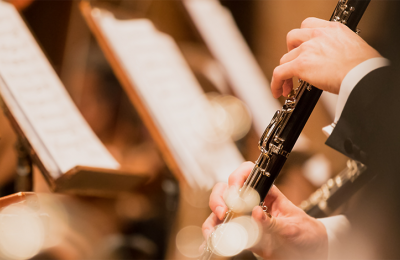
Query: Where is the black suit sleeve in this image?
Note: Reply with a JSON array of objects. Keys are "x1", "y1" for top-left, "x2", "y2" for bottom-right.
[{"x1": 325, "y1": 65, "x2": 399, "y2": 169}]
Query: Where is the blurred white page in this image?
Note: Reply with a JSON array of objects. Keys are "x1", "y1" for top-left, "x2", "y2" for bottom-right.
[
  {"x1": 183, "y1": 0, "x2": 281, "y2": 135},
  {"x1": 0, "y1": 2, "x2": 119, "y2": 177},
  {"x1": 183, "y1": 0, "x2": 309, "y2": 151},
  {"x1": 93, "y1": 10, "x2": 244, "y2": 189}
]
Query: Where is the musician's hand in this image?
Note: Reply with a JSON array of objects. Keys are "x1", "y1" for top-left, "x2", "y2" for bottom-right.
[
  {"x1": 202, "y1": 162, "x2": 328, "y2": 259},
  {"x1": 271, "y1": 17, "x2": 381, "y2": 98}
]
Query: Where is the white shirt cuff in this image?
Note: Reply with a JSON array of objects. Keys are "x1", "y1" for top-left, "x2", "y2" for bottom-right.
[
  {"x1": 318, "y1": 215, "x2": 351, "y2": 260},
  {"x1": 323, "y1": 57, "x2": 390, "y2": 137}
]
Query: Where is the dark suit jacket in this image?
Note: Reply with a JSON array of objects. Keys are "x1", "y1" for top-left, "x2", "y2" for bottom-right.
[
  {"x1": 326, "y1": 66, "x2": 399, "y2": 167},
  {"x1": 325, "y1": 65, "x2": 400, "y2": 258}
]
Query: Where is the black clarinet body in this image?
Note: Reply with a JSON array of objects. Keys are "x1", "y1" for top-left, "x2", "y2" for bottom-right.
[
  {"x1": 252, "y1": 0, "x2": 370, "y2": 204},
  {"x1": 253, "y1": 85, "x2": 323, "y2": 200}
]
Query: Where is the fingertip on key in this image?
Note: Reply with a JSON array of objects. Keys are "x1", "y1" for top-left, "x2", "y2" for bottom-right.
[{"x1": 216, "y1": 206, "x2": 227, "y2": 220}]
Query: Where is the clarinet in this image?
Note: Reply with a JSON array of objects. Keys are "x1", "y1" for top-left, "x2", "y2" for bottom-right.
[
  {"x1": 200, "y1": 0, "x2": 370, "y2": 259},
  {"x1": 300, "y1": 159, "x2": 372, "y2": 218}
]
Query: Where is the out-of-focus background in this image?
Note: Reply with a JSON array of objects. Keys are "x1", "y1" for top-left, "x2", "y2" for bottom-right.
[{"x1": 0, "y1": 0, "x2": 396, "y2": 259}]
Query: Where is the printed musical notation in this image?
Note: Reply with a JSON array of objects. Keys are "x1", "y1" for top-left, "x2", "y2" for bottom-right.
[
  {"x1": 0, "y1": 2, "x2": 119, "y2": 177},
  {"x1": 93, "y1": 11, "x2": 244, "y2": 189}
]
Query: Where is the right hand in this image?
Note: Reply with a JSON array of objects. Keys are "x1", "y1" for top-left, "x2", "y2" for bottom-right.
[
  {"x1": 202, "y1": 162, "x2": 328, "y2": 259},
  {"x1": 271, "y1": 17, "x2": 382, "y2": 98}
]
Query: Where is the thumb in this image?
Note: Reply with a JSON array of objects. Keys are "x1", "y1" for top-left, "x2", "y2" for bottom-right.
[{"x1": 252, "y1": 206, "x2": 279, "y2": 234}]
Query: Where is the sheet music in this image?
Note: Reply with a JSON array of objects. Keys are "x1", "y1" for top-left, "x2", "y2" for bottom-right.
[
  {"x1": 93, "y1": 11, "x2": 244, "y2": 189},
  {"x1": 183, "y1": 0, "x2": 282, "y2": 136},
  {"x1": 0, "y1": 2, "x2": 119, "y2": 177}
]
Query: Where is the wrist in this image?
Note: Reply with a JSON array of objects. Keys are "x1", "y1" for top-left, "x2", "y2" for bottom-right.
[
  {"x1": 306, "y1": 216, "x2": 329, "y2": 260},
  {"x1": 315, "y1": 217, "x2": 329, "y2": 260},
  {"x1": 318, "y1": 215, "x2": 351, "y2": 260}
]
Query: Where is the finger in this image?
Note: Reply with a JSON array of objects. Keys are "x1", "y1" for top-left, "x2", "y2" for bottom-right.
[
  {"x1": 280, "y1": 46, "x2": 302, "y2": 65},
  {"x1": 282, "y1": 79, "x2": 293, "y2": 97},
  {"x1": 300, "y1": 17, "x2": 331, "y2": 29},
  {"x1": 262, "y1": 185, "x2": 287, "y2": 211},
  {"x1": 270, "y1": 74, "x2": 284, "y2": 99},
  {"x1": 252, "y1": 206, "x2": 279, "y2": 234},
  {"x1": 202, "y1": 213, "x2": 219, "y2": 239},
  {"x1": 209, "y1": 182, "x2": 228, "y2": 220},
  {"x1": 271, "y1": 61, "x2": 297, "y2": 98},
  {"x1": 286, "y1": 28, "x2": 313, "y2": 51},
  {"x1": 228, "y1": 161, "x2": 255, "y2": 188}
]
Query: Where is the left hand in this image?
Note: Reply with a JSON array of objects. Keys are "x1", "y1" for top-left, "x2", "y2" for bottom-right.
[
  {"x1": 202, "y1": 162, "x2": 328, "y2": 259},
  {"x1": 271, "y1": 17, "x2": 381, "y2": 98}
]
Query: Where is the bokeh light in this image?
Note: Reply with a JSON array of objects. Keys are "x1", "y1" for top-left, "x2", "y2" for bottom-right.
[
  {"x1": 0, "y1": 203, "x2": 45, "y2": 260},
  {"x1": 231, "y1": 216, "x2": 261, "y2": 248},
  {"x1": 206, "y1": 93, "x2": 252, "y2": 142},
  {"x1": 224, "y1": 186, "x2": 260, "y2": 214},
  {"x1": 211, "y1": 222, "x2": 248, "y2": 257},
  {"x1": 176, "y1": 225, "x2": 204, "y2": 258},
  {"x1": 209, "y1": 216, "x2": 261, "y2": 257}
]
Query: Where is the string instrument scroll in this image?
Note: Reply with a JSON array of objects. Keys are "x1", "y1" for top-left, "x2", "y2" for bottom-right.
[{"x1": 200, "y1": 0, "x2": 370, "y2": 258}]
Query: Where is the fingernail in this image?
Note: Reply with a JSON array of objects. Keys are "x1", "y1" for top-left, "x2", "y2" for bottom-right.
[{"x1": 216, "y1": 206, "x2": 225, "y2": 220}]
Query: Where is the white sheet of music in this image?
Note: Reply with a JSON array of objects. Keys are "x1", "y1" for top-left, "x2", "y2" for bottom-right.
[
  {"x1": 183, "y1": 0, "x2": 282, "y2": 136},
  {"x1": 94, "y1": 11, "x2": 244, "y2": 189},
  {"x1": 0, "y1": 2, "x2": 119, "y2": 177}
]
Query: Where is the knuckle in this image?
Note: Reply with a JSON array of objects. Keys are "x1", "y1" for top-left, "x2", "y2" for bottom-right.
[
  {"x1": 297, "y1": 55, "x2": 307, "y2": 66},
  {"x1": 292, "y1": 57, "x2": 307, "y2": 78},
  {"x1": 272, "y1": 67, "x2": 282, "y2": 79},
  {"x1": 311, "y1": 28, "x2": 323, "y2": 38},
  {"x1": 299, "y1": 41, "x2": 312, "y2": 52},
  {"x1": 297, "y1": 42, "x2": 310, "y2": 53},
  {"x1": 281, "y1": 224, "x2": 300, "y2": 239},
  {"x1": 301, "y1": 17, "x2": 314, "y2": 28},
  {"x1": 296, "y1": 56, "x2": 308, "y2": 73},
  {"x1": 299, "y1": 41, "x2": 308, "y2": 50},
  {"x1": 286, "y1": 29, "x2": 296, "y2": 42}
]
